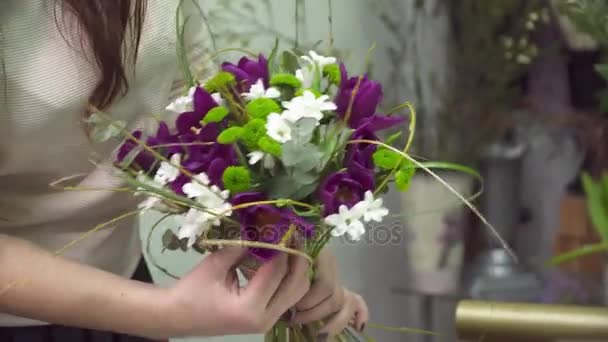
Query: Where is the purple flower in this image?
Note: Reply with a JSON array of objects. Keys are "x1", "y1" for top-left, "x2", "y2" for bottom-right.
[
  {"x1": 319, "y1": 165, "x2": 375, "y2": 215},
  {"x1": 335, "y1": 63, "x2": 405, "y2": 131},
  {"x1": 345, "y1": 127, "x2": 378, "y2": 170},
  {"x1": 232, "y1": 192, "x2": 315, "y2": 261},
  {"x1": 222, "y1": 54, "x2": 269, "y2": 92},
  {"x1": 176, "y1": 87, "x2": 220, "y2": 135},
  {"x1": 146, "y1": 122, "x2": 182, "y2": 156},
  {"x1": 116, "y1": 130, "x2": 155, "y2": 172}
]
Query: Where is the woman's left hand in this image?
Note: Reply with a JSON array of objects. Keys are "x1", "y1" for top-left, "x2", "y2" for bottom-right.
[{"x1": 292, "y1": 250, "x2": 369, "y2": 337}]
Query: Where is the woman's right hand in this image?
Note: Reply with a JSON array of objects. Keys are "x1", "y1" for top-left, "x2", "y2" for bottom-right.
[{"x1": 165, "y1": 247, "x2": 311, "y2": 337}]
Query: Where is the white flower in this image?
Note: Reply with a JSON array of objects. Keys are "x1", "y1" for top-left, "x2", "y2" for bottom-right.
[
  {"x1": 266, "y1": 113, "x2": 292, "y2": 143},
  {"x1": 177, "y1": 208, "x2": 213, "y2": 247},
  {"x1": 282, "y1": 91, "x2": 337, "y2": 124},
  {"x1": 242, "y1": 79, "x2": 281, "y2": 101},
  {"x1": 138, "y1": 196, "x2": 163, "y2": 211},
  {"x1": 182, "y1": 173, "x2": 211, "y2": 199},
  {"x1": 154, "y1": 154, "x2": 181, "y2": 185},
  {"x1": 295, "y1": 68, "x2": 314, "y2": 89},
  {"x1": 248, "y1": 151, "x2": 276, "y2": 169},
  {"x1": 324, "y1": 204, "x2": 366, "y2": 241},
  {"x1": 211, "y1": 92, "x2": 225, "y2": 107},
  {"x1": 356, "y1": 191, "x2": 389, "y2": 223},
  {"x1": 166, "y1": 86, "x2": 197, "y2": 113},
  {"x1": 302, "y1": 50, "x2": 336, "y2": 68}
]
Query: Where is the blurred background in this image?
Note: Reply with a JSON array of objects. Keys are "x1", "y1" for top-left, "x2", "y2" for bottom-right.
[{"x1": 141, "y1": 0, "x2": 608, "y2": 341}]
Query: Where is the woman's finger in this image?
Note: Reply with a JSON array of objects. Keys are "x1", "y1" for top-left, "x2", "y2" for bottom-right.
[
  {"x1": 351, "y1": 292, "x2": 370, "y2": 332},
  {"x1": 316, "y1": 291, "x2": 355, "y2": 339},
  {"x1": 266, "y1": 254, "x2": 310, "y2": 318},
  {"x1": 245, "y1": 253, "x2": 288, "y2": 306},
  {"x1": 296, "y1": 250, "x2": 337, "y2": 311},
  {"x1": 292, "y1": 286, "x2": 344, "y2": 324}
]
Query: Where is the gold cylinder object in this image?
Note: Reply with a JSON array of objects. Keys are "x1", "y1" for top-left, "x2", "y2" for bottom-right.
[{"x1": 456, "y1": 300, "x2": 608, "y2": 340}]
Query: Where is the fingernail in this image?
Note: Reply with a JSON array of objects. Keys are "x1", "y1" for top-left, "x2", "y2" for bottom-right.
[
  {"x1": 281, "y1": 310, "x2": 293, "y2": 321},
  {"x1": 317, "y1": 333, "x2": 329, "y2": 341}
]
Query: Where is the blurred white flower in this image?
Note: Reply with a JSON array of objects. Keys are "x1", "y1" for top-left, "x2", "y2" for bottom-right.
[
  {"x1": 355, "y1": 191, "x2": 389, "y2": 223},
  {"x1": 242, "y1": 79, "x2": 281, "y2": 101},
  {"x1": 154, "y1": 154, "x2": 181, "y2": 185},
  {"x1": 182, "y1": 173, "x2": 211, "y2": 198},
  {"x1": 302, "y1": 50, "x2": 336, "y2": 68},
  {"x1": 282, "y1": 90, "x2": 336, "y2": 124},
  {"x1": 177, "y1": 208, "x2": 213, "y2": 247},
  {"x1": 166, "y1": 86, "x2": 197, "y2": 113},
  {"x1": 211, "y1": 92, "x2": 225, "y2": 107},
  {"x1": 295, "y1": 68, "x2": 314, "y2": 89},
  {"x1": 248, "y1": 151, "x2": 276, "y2": 170},
  {"x1": 324, "y1": 204, "x2": 366, "y2": 241},
  {"x1": 266, "y1": 113, "x2": 292, "y2": 143}
]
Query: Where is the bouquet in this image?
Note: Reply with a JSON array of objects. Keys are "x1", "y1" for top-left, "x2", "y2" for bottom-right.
[{"x1": 77, "y1": 38, "x2": 495, "y2": 341}]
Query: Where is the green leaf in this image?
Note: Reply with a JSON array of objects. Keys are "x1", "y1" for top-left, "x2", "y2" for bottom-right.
[
  {"x1": 291, "y1": 118, "x2": 317, "y2": 143},
  {"x1": 323, "y1": 64, "x2": 341, "y2": 85},
  {"x1": 396, "y1": 164, "x2": 416, "y2": 191},
  {"x1": 280, "y1": 51, "x2": 300, "y2": 74},
  {"x1": 268, "y1": 38, "x2": 280, "y2": 73},
  {"x1": 86, "y1": 113, "x2": 126, "y2": 143},
  {"x1": 386, "y1": 131, "x2": 403, "y2": 145},
  {"x1": 582, "y1": 172, "x2": 608, "y2": 241},
  {"x1": 549, "y1": 241, "x2": 608, "y2": 266},
  {"x1": 373, "y1": 148, "x2": 402, "y2": 170},
  {"x1": 202, "y1": 107, "x2": 229, "y2": 123},
  {"x1": 281, "y1": 142, "x2": 323, "y2": 171},
  {"x1": 595, "y1": 64, "x2": 608, "y2": 81},
  {"x1": 217, "y1": 126, "x2": 244, "y2": 144}
]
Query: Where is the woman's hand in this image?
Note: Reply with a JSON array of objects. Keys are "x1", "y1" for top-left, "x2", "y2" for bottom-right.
[
  {"x1": 165, "y1": 247, "x2": 311, "y2": 338},
  {"x1": 292, "y1": 250, "x2": 369, "y2": 338}
]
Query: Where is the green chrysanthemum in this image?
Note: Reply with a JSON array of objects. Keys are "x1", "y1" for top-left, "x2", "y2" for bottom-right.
[
  {"x1": 323, "y1": 64, "x2": 341, "y2": 85},
  {"x1": 258, "y1": 136, "x2": 282, "y2": 157},
  {"x1": 295, "y1": 88, "x2": 323, "y2": 98},
  {"x1": 396, "y1": 164, "x2": 416, "y2": 191},
  {"x1": 246, "y1": 98, "x2": 281, "y2": 119},
  {"x1": 242, "y1": 119, "x2": 267, "y2": 149},
  {"x1": 222, "y1": 166, "x2": 252, "y2": 194},
  {"x1": 203, "y1": 72, "x2": 236, "y2": 93},
  {"x1": 217, "y1": 126, "x2": 244, "y2": 144},
  {"x1": 270, "y1": 73, "x2": 302, "y2": 88},
  {"x1": 202, "y1": 107, "x2": 229, "y2": 124},
  {"x1": 372, "y1": 148, "x2": 402, "y2": 170}
]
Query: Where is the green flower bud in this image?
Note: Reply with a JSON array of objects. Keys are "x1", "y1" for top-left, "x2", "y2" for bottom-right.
[
  {"x1": 270, "y1": 73, "x2": 302, "y2": 88},
  {"x1": 396, "y1": 165, "x2": 416, "y2": 191},
  {"x1": 202, "y1": 107, "x2": 229, "y2": 124},
  {"x1": 246, "y1": 98, "x2": 281, "y2": 120},
  {"x1": 222, "y1": 166, "x2": 252, "y2": 194},
  {"x1": 217, "y1": 126, "x2": 244, "y2": 144},
  {"x1": 203, "y1": 72, "x2": 236, "y2": 93},
  {"x1": 258, "y1": 136, "x2": 282, "y2": 157},
  {"x1": 242, "y1": 119, "x2": 267, "y2": 149}
]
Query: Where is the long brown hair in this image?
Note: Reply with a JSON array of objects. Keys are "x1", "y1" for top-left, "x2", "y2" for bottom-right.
[{"x1": 59, "y1": 0, "x2": 148, "y2": 110}]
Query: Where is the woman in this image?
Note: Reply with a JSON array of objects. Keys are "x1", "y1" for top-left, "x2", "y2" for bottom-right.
[{"x1": 0, "y1": 1, "x2": 369, "y2": 341}]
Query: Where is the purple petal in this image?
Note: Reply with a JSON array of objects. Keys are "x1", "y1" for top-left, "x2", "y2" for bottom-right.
[
  {"x1": 349, "y1": 164, "x2": 375, "y2": 192},
  {"x1": 231, "y1": 192, "x2": 266, "y2": 207},
  {"x1": 193, "y1": 87, "x2": 218, "y2": 116},
  {"x1": 207, "y1": 158, "x2": 228, "y2": 186},
  {"x1": 176, "y1": 112, "x2": 201, "y2": 135},
  {"x1": 360, "y1": 114, "x2": 406, "y2": 132}
]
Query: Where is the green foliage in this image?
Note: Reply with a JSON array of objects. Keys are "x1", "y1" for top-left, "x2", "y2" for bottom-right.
[
  {"x1": 581, "y1": 172, "x2": 608, "y2": 241},
  {"x1": 258, "y1": 136, "x2": 282, "y2": 157},
  {"x1": 558, "y1": 0, "x2": 608, "y2": 44},
  {"x1": 203, "y1": 72, "x2": 236, "y2": 93},
  {"x1": 242, "y1": 119, "x2": 267, "y2": 149},
  {"x1": 323, "y1": 64, "x2": 341, "y2": 85},
  {"x1": 395, "y1": 163, "x2": 416, "y2": 191},
  {"x1": 246, "y1": 98, "x2": 282, "y2": 119},
  {"x1": 281, "y1": 51, "x2": 300, "y2": 74},
  {"x1": 222, "y1": 166, "x2": 252, "y2": 193},
  {"x1": 86, "y1": 112, "x2": 126, "y2": 143},
  {"x1": 372, "y1": 148, "x2": 402, "y2": 170},
  {"x1": 202, "y1": 107, "x2": 229, "y2": 124},
  {"x1": 270, "y1": 73, "x2": 302, "y2": 88},
  {"x1": 217, "y1": 126, "x2": 244, "y2": 144}
]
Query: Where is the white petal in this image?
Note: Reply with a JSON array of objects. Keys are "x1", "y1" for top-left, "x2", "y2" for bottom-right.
[
  {"x1": 266, "y1": 113, "x2": 292, "y2": 143},
  {"x1": 346, "y1": 220, "x2": 366, "y2": 241},
  {"x1": 265, "y1": 87, "x2": 281, "y2": 99},
  {"x1": 320, "y1": 102, "x2": 337, "y2": 111},
  {"x1": 211, "y1": 92, "x2": 225, "y2": 106},
  {"x1": 262, "y1": 154, "x2": 276, "y2": 169},
  {"x1": 295, "y1": 69, "x2": 305, "y2": 82},
  {"x1": 248, "y1": 151, "x2": 265, "y2": 165},
  {"x1": 330, "y1": 225, "x2": 347, "y2": 237},
  {"x1": 138, "y1": 196, "x2": 161, "y2": 210},
  {"x1": 324, "y1": 213, "x2": 344, "y2": 227},
  {"x1": 154, "y1": 154, "x2": 182, "y2": 184},
  {"x1": 350, "y1": 201, "x2": 368, "y2": 220}
]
